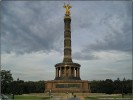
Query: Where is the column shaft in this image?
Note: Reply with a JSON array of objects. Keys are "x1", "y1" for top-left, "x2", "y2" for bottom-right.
[
  {"x1": 69, "y1": 67, "x2": 71, "y2": 77},
  {"x1": 60, "y1": 67, "x2": 62, "y2": 77},
  {"x1": 74, "y1": 67, "x2": 76, "y2": 77},
  {"x1": 63, "y1": 17, "x2": 72, "y2": 63},
  {"x1": 58, "y1": 67, "x2": 60, "y2": 77},
  {"x1": 64, "y1": 67, "x2": 66, "y2": 77}
]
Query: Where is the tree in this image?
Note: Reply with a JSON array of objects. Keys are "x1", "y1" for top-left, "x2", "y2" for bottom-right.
[
  {"x1": 90, "y1": 80, "x2": 99, "y2": 93},
  {"x1": 114, "y1": 78, "x2": 121, "y2": 93},
  {"x1": 90, "y1": 80, "x2": 105, "y2": 93},
  {"x1": 104, "y1": 79, "x2": 114, "y2": 94},
  {"x1": 126, "y1": 80, "x2": 132, "y2": 93},
  {"x1": 90, "y1": 78, "x2": 132, "y2": 94},
  {"x1": 10, "y1": 79, "x2": 24, "y2": 95},
  {"x1": 1, "y1": 70, "x2": 13, "y2": 94},
  {"x1": 122, "y1": 78, "x2": 130, "y2": 94}
]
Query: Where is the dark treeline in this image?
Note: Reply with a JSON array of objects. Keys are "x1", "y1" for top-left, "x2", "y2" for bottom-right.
[
  {"x1": 10, "y1": 79, "x2": 45, "y2": 94},
  {"x1": 1, "y1": 70, "x2": 132, "y2": 95},
  {"x1": 3, "y1": 79, "x2": 45, "y2": 94},
  {"x1": 1, "y1": 70, "x2": 45, "y2": 94},
  {"x1": 90, "y1": 78, "x2": 132, "y2": 94}
]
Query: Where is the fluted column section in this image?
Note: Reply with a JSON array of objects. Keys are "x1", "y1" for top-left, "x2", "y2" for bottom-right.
[
  {"x1": 64, "y1": 67, "x2": 66, "y2": 77},
  {"x1": 63, "y1": 16, "x2": 72, "y2": 63},
  {"x1": 58, "y1": 68, "x2": 60, "y2": 77},
  {"x1": 60, "y1": 67, "x2": 62, "y2": 77}
]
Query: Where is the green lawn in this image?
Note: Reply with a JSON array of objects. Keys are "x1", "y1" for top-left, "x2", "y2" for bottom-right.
[
  {"x1": 85, "y1": 94, "x2": 133, "y2": 100},
  {"x1": 8, "y1": 95, "x2": 51, "y2": 100},
  {"x1": 7, "y1": 93, "x2": 132, "y2": 100}
]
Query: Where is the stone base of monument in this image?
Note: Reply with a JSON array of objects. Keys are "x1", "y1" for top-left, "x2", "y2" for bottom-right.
[{"x1": 45, "y1": 80, "x2": 90, "y2": 93}]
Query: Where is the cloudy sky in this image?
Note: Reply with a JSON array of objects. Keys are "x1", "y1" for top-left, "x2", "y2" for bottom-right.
[{"x1": 1, "y1": 1, "x2": 132, "y2": 81}]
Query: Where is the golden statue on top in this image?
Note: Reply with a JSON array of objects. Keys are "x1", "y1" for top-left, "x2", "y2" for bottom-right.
[{"x1": 63, "y1": 3, "x2": 72, "y2": 16}]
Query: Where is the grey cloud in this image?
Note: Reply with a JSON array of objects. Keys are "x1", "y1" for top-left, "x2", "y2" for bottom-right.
[
  {"x1": 1, "y1": 1, "x2": 64, "y2": 54},
  {"x1": 84, "y1": 20, "x2": 132, "y2": 53},
  {"x1": 72, "y1": 1, "x2": 132, "y2": 60},
  {"x1": 88, "y1": 72, "x2": 132, "y2": 81},
  {"x1": 116, "y1": 59, "x2": 132, "y2": 63},
  {"x1": 73, "y1": 52, "x2": 98, "y2": 60},
  {"x1": 1, "y1": 1, "x2": 132, "y2": 56},
  {"x1": 83, "y1": 3, "x2": 132, "y2": 54},
  {"x1": 82, "y1": 63, "x2": 132, "y2": 80}
]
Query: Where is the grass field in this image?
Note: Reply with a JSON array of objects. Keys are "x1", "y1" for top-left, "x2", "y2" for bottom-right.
[
  {"x1": 7, "y1": 93, "x2": 132, "y2": 100},
  {"x1": 85, "y1": 94, "x2": 133, "y2": 100},
  {"x1": 7, "y1": 95, "x2": 51, "y2": 100}
]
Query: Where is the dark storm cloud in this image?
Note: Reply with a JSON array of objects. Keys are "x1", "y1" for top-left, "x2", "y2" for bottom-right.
[
  {"x1": 79, "y1": 1, "x2": 132, "y2": 58},
  {"x1": 1, "y1": 1, "x2": 132, "y2": 56},
  {"x1": 71, "y1": 1, "x2": 132, "y2": 60},
  {"x1": 1, "y1": 1, "x2": 64, "y2": 54},
  {"x1": 84, "y1": 16, "x2": 132, "y2": 53}
]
